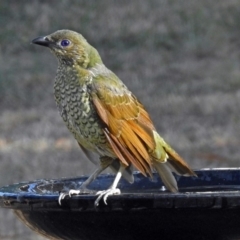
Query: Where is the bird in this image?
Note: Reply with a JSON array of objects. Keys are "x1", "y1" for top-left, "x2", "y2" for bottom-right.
[{"x1": 32, "y1": 30, "x2": 196, "y2": 206}]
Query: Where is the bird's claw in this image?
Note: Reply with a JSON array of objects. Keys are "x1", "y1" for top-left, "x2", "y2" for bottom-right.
[
  {"x1": 58, "y1": 191, "x2": 68, "y2": 205},
  {"x1": 94, "y1": 188, "x2": 121, "y2": 207},
  {"x1": 58, "y1": 189, "x2": 81, "y2": 205},
  {"x1": 58, "y1": 189, "x2": 96, "y2": 205}
]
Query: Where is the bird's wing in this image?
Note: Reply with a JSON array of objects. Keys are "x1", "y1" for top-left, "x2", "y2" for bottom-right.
[{"x1": 90, "y1": 74, "x2": 155, "y2": 177}]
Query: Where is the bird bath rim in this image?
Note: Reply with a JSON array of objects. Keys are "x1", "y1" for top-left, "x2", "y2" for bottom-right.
[{"x1": 0, "y1": 168, "x2": 240, "y2": 211}]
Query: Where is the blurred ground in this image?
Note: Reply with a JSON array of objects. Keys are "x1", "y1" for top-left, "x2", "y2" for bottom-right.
[{"x1": 0, "y1": 0, "x2": 240, "y2": 239}]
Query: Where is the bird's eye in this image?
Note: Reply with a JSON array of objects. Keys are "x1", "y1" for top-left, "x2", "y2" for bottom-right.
[{"x1": 60, "y1": 39, "x2": 70, "y2": 47}]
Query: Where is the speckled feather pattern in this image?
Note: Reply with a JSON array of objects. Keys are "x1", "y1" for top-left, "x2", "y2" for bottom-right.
[{"x1": 54, "y1": 64, "x2": 111, "y2": 156}]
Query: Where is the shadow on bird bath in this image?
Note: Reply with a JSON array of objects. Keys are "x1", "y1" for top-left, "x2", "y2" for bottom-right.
[{"x1": 1, "y1": 168, "x2": 240, "y2": 240}]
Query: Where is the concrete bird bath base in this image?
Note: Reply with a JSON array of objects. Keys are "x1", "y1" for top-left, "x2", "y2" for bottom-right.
[{"x1": 1, "y1": 168, "x2": 240, "y2": 240}]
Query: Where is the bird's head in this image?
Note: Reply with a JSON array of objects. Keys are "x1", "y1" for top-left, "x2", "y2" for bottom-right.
[{"x1": 32, "y1": 30, "x2": 102, "y2": 68}]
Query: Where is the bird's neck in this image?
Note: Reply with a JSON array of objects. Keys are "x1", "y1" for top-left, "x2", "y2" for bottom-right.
[
  {"x1": 87, "y1": 46, "x2": 103, "y2": 68},
  {"x1": 56, "y1": 47, "x2": 106, "y2": 86},
  {"x1": 56, "y1": 63, "x2": 90, "y2": 86},
  {"x1": 56, "y1": 45, "x2": 102, "y2": 69}
]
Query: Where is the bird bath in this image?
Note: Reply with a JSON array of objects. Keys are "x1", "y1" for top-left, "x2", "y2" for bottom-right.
[{"x1": 1, "y1": 168, "x2": 240, "y2": 240}]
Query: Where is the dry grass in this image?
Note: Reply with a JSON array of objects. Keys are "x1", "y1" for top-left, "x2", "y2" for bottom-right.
[{"x1": 1, "y1": 0, "x2": 240, "y2": 239}]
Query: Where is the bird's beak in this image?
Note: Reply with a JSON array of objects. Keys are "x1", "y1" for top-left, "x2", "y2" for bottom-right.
[{"x1": 32, "y1": 36, "x2": 53, "y2": 47}]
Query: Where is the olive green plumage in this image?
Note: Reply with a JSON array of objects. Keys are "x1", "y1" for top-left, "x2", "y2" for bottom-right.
[
  {"x1": 54, "y1": 59, "x2": 108, "y2": 152},
  {"x1": 32, "y1": 30, "x2": 196, "y2": 203}
]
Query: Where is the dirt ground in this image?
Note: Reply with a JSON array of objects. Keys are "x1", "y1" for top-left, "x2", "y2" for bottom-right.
[{"x1": 1, "y1": 1, "x2": 240, "y2": 239}]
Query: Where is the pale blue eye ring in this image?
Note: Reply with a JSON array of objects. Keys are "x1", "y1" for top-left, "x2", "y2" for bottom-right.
[{"x1": 60, "y1": 39, "x2": 70, "y2": 47}]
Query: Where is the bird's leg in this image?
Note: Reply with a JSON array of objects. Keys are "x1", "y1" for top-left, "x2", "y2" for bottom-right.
[
  {"x1": 69, "y1": 156, "x2": 114, "y2": 192},
  {"x1": 94, "y1": 164, "x2": 125, "y2": 207},
  {"x1": 58, "y1": 156, "x2": 113, "y2": 205}
]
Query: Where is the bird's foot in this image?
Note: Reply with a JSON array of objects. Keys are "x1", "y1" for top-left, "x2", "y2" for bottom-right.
[
  {"x1": 94, "y1": 188, "x2": 121, "y2": 207},
  {"x1": 58, "y1": 188, "x2": 96, "y2": 205},
  {"x1": 58, "y1": 190, "x2": 80, "y2": 205}
]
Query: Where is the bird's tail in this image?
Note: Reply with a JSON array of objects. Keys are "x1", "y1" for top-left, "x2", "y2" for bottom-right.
[
  {"x1": 151, "y1": 130, "x2": 196, "y2": 192},
  {"x1": 153, "y1": 161, "x2": 178, "y2": 192}
]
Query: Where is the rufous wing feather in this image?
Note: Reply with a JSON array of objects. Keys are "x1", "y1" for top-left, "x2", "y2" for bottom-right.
[{"x1": 91, "y1": 78, "x2": 155, "y2": 177}]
